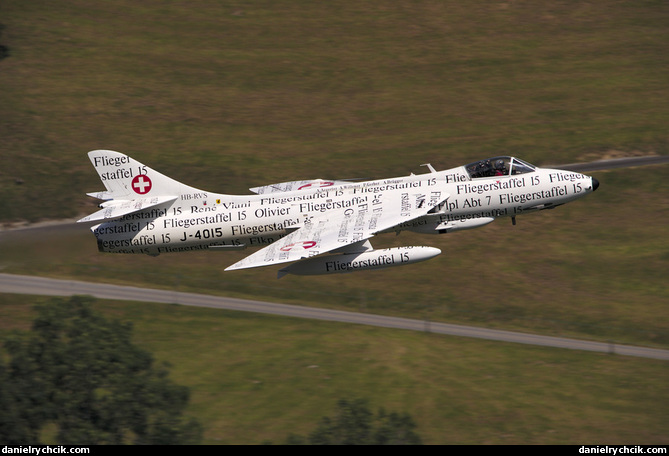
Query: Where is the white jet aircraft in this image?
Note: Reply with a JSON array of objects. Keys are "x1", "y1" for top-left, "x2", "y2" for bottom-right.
[{"x1": 79, "y1": 150, "x2": 599, "y2": 278}]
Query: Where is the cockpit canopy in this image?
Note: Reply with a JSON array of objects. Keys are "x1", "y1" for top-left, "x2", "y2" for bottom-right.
[{"x1": 465, "y1": 156, "x2": 536, "y2": 179}]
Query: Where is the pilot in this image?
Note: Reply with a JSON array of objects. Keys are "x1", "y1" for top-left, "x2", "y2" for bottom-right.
[{"x1": 494, "y1": 159, "x2": 507, "y2": 176}]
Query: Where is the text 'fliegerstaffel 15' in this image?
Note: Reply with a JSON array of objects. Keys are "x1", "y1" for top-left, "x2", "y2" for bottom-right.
[{"x1": 79, "y1": 151, "x2": 599, "y2": 278}]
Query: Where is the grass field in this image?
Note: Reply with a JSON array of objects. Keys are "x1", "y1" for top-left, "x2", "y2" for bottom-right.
[
  {"x1": 1, "y1": 0, "x2": 668, "y2": 445},
  {"x1": 2, "y1": 166, "x2": 668, "y2": 349},
  {"x1": 1, "y1": 1, "x2": 668, "y2": 222},
  {"x1": 2, "y1": 293, "x2": 667, "y2": 445}
]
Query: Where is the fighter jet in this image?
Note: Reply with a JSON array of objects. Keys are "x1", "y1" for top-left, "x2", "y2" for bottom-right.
[{"x1": 79, "y1": 151, "x2": 599, "y2": 278}]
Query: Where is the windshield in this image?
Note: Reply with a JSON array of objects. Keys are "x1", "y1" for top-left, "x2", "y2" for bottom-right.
[
  {"x1": 465, "y1": 156, "x2": 536, "y2": 179},
  {"x1": 510, "y1": 158, "x2": 536, "y2": 175}
]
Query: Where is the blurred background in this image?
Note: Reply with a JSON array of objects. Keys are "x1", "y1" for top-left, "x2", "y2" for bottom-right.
[{"x1": 1, "y1": 0, "x2": 667, "y2": 444}]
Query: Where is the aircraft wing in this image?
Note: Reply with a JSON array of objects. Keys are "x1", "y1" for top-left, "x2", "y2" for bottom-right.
[
  {"x1": 249, "y1": 179, "x2": 352, "y2": 194},
  {"x1": 225, "y1": 186, "x2": 450, "y2": 271}
]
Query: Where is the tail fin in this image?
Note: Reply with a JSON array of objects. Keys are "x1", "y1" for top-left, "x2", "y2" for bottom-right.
[
  {"x1": 87, "y1": 150, "x2": 201, "y2": 198},
  {"x1": 78, "y1": 150, "x2": 201, "y2": 223}
]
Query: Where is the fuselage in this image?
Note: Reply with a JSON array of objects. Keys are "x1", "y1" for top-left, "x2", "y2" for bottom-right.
[{"x1": 92, "y1": 156, "x2": 598, "y2": 256}]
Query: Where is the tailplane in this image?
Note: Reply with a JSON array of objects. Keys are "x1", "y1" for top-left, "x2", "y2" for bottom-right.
[
  {"x1": 86, "y1": 150, "x2": 201, "y2": 198},
  {"x1": 78, "y1": 150, "x2": 201, "y2": 223}
]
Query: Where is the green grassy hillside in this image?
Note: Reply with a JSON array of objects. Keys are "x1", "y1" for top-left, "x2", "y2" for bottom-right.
[{"x1": 1, "y1": 1, "x2": 667, "y2": 222}]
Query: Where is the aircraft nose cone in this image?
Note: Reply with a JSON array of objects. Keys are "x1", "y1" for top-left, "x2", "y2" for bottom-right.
[{"x1": 592, "y1": 177, "x2": 600, "y2": 191}]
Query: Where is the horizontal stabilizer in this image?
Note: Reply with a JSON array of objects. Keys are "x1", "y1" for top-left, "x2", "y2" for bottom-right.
[
  {"x1": 77, "y1": 195, "x2": 177, "y2": 223},
  {"x1": 87, "y1": 191, "x2": 115, "y2": 201}
]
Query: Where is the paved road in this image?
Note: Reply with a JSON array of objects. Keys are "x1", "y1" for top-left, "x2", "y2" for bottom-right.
[
  {"x1": 555, "y1": 155, "x2": 669, "y2": 172},
  {"x1": 1, "y1": 273, "x2": 668, "y2": 361}
]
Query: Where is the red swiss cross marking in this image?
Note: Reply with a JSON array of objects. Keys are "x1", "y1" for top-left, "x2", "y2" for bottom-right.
[
  {"x1": 132, "y1": 175, "x2": 152, "y2": 195},
  {"x1": 280, "y1": 241, "x2": 317, "y2": 252}
]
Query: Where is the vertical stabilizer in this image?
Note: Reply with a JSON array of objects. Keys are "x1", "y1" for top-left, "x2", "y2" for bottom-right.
[{"x1": 87, "y1": 150, "x2": 202, "y2": 198}]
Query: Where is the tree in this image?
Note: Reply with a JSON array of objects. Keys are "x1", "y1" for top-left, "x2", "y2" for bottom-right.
[
  {"x1": 373, "y1": 407, "x2": 423, "y2": 445},
  {"x1": 289, "y1": 398, "x2": 422, "y2": 445},
  {"x1": 1, "y1": 296, "x2": 202, "y2": 444}
]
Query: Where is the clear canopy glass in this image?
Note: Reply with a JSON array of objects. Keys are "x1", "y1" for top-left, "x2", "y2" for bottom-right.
[{"x1": 465, "y1": 156, "x2": 536, "y2": 179}]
